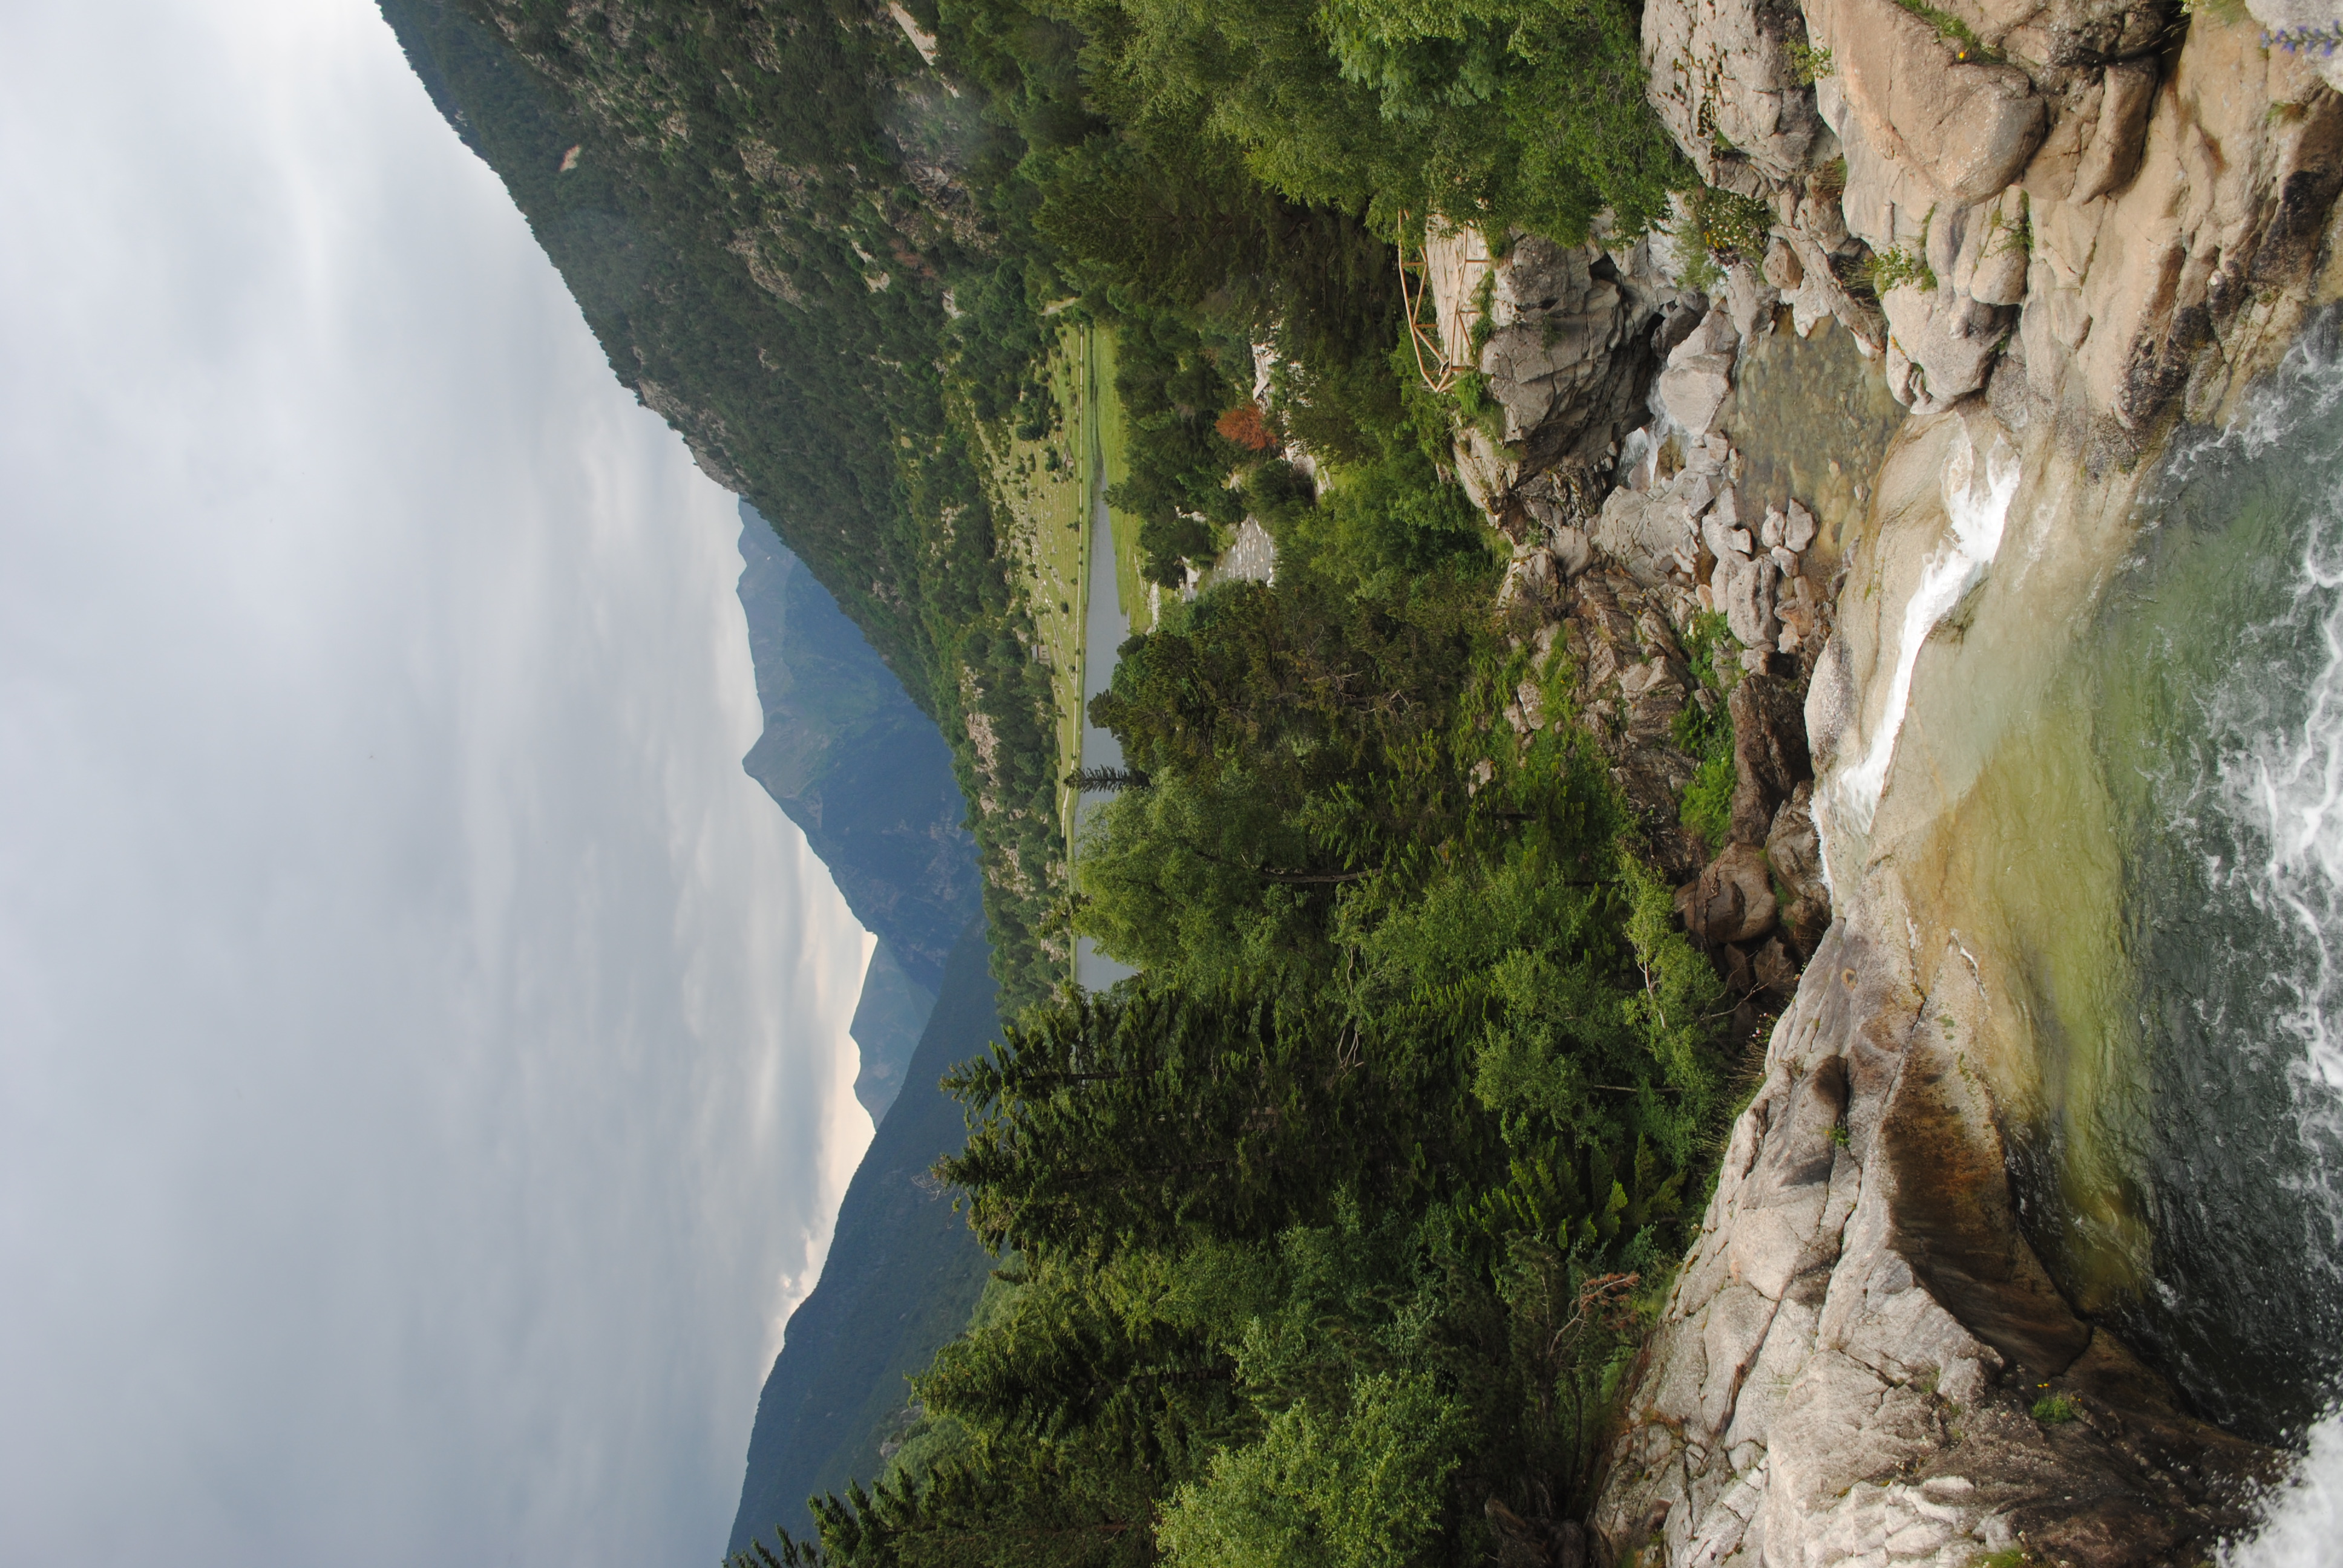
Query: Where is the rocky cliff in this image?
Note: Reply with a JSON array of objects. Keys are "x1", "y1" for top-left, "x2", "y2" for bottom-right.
[{"x1": 1414, "y1": 1, "x2": 2343, "y2": 1560}]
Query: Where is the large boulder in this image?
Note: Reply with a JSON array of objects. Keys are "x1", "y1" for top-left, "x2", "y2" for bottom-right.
[
  {"x1": 1766, "y1": 781, "x2": 1832, "y2": 942},
  {"x1": 1729, "y1": 671, "x2": 1812, "y2": 844},
  {"x1": 1476, "y1": 240, "x2": 1632, "y2": 447},
  {"x1": 1880, "y1": 282, "x2": 2015, "y2": 413},
  {"x1": 1809, "y1": 0, "x2": 2048, "y2": 211},
  {"x1": 1657, "y1": 304, "x2": 1740, "y2": 435},
  {"x1": 1593, "y1": 486, "x2": 1693, "y2": 588},
  {"x1": 1431, "y1": 232, "x2": 1672, "y2": 524},
  {"x1": 1683, "y1": 841, "x2": 1779, "y2": 944},
  {"x1": 1715, "y1": 549, "x2": 1780, "y2": 649}
]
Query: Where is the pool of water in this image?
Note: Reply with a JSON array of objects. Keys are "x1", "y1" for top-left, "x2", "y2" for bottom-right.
[{"x1": 1715, "y1": 309, "x2": 1908, "y2": 573}]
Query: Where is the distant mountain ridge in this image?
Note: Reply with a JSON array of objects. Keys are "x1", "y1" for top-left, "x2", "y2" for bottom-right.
[
  {"x1": 734, "y1": 505, "x2": 981, "y2": 993},
  {"x1": 374, "y1": 0, "x2": 1072, "y2": 1014},
  {"x1": 724, "y1": 512, "x2": 995, "y2": 1548},
  {"x1": 733, "y1": 503, "x2": 978, "y2": 1116},
  {"x1": 727, "y1": 921, "x2": 997, "y2": 1560}
]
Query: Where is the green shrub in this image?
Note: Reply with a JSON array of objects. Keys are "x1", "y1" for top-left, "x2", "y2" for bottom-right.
[
  {"x1": 1671, "y1": 612, "x2": 1738, "y2": 852},
  {"x1": 1679, "y1": 746, "x2": 1734, "y2": 853},
  {"x1": 1864, "y1": 244, "x2": 1936, "y2": 295},
  {"x1": 1156, "y1": 1372, "x2": 1467, "y2": 1568},
  {"x1": 1685, "y1": 185, "x2": 1776, "y2": 267},
  {"x1": 1784, "y1": 41, "x2": 1834, "y2": 82},
  {"x1": 2030, "y1": 1394, "x2": 2078, "y2": 1425}
]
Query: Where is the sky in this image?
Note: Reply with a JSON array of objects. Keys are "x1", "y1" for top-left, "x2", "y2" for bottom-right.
[{"x1": 0, "y1": 3, "x2": 876, "y2": 1564}]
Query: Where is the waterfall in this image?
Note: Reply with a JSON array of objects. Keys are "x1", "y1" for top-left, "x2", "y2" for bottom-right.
[
  {"x1": 1830, "y1": 423, "x2": 2019, "y2": 836},
  {"x1": 2226, "y1": 1413, "x2": 2343, "y2": 1566}
]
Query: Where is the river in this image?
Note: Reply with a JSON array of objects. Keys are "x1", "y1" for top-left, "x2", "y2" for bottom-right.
[{"x1": 1073, "y1": 374, "x2": 1137, "y2": 995}]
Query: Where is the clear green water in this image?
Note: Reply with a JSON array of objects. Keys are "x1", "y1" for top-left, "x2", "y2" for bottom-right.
[{"x1": 2054, "y1": 324, "x2": 2343, "y2": 1442}]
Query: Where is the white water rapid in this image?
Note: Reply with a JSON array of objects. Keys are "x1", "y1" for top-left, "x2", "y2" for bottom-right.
[
  {"x1": 2217, "y1": 512, "x2": 2343, "y2": 1102},
  {"x1": 2176, "y1": 336, "x2": 2343, "y2": 1563},
  {"x1": 2226, "y1": 1414, "x2": 2343, "y2": 1566}
]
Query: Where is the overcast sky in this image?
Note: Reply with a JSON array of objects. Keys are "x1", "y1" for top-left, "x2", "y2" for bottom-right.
[{"x1": 0, "y1": 3, "x2": 876, "y2": 1565}]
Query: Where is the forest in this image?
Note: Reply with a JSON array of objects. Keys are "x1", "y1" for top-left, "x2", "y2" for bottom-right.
[{"x1": 667, "y1": 0, "x2": 1755, "y2": 1560}]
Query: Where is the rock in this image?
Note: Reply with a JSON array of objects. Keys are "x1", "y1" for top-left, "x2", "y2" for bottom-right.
[
  {"x1": 1762, "y1": 235, "x2": 1804, "y2": 292},
  {"x1": 1673, "y1": 468, "x2": 1717, "y2": 518},
  {"x1": 1717, "y1": 552, "x2": 1780, "y2": 650},
  {"x1": 1550, "y1": 524, "x2": 1592, "y2": 578},
  {"x1": 1432, "y1": 232, "x2": 1673, "y2": 524},
  {"x1": 1753, "y1": 933, "x2": 1801, "y2": 995},
  {"x1": 1659, "y1": 357, "x2": 1734, "y2": 436},
  {"x1": 1564, "y1": 569, "x2": 1709, "y2": 878},
  {"x1": 1808, "y1": 0, "x2": 2047, "y2": 208},
  {"x1": 1652, "y1": 295, "x2": 1703, "y2": 359},
  {"x1": 2069, "y1": 60, "x2": 2157, "y2": 206},
  {"x1": 2013, "y1": 19, "x2": 2343, "y2": 440},
  {"x1": 1783, "y1": 500, "x2": 1818, "y2": 553},
  {"x1": 1478, "y1": 241, "x2": 1630, "y2": 444},
  {"x1": 1700, "y1": 512, "x2": 1742, "y2": 567},
  {"x1": 1640, "y1": 0, "x2": 1833, "y2": 189},
  {"x1": 1685, "y1": 842, "x2": 1778, "y2": 944},
  {"x1": 1708, "y1": 482, "x2": 1742, "y2": 532},
  {"x1": 1730, "y1": 671, "x2": 1811, "y2": 844},
  {"x1": 1593, "y1": 487, "x2": 1689, "y2": 588},
  {"x1": 1771, "y1": 544, "x2": 1801, "y2": 575},
  {"x1": 1760, "y1": 506, "x2": 1786, "y2": 549},
  {"x1": 1452, "y1": 424, "x2": 1518, "y2": 518},
  {"x1": 1725, "y1": 261, "x2": 1781, "y2": 344},
  {"x1": 1766, "y1": 782, "x2": 1830, "y2": 942},
  {"x1": 1592, "y1": 922, "x2": 2275, "y2": 1568},
  {"x1": 1949, "y1": 186, "x2": 2032, "y2": 309},
  {"x1": 1881, "y1": 286, "x2": 2012, "y2": 412},
  {"x1": 1657, "y1": 305, "x2": 1740, "y2": 434},
  {"x1": 1496, "y1": 547, "x2": 1560, "y2": 612}
]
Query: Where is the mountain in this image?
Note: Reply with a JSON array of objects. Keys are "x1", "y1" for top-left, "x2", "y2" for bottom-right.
[
  {"x1": 842, "y1": 938, "x2": 938, "y2": 1123},
  {"x1": 727, "y1": 921, "x2": 998, "y2": 1559},
  {"x1": 734, "y1": 503, "x2": 980, "y2": 1001},
  {"x1": 376, "y1": 0, "x2": 1074, "y2": 1016}
]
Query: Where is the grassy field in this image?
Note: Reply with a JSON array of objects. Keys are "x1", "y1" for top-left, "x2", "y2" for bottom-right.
[
  {"x1": 1090, "y1": 329, "x2": 1152, "y2": 637},
  {"x1": 969, "y1": 327, "x2": 1086, "y2": 815}
]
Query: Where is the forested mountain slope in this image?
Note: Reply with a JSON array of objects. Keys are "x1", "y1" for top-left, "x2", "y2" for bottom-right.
[{"x1": 376, "y1": 0, "x2": 1069, "y2": 1009}]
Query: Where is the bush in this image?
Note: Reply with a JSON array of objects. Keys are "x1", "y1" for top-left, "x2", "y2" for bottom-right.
[
  {"x1": 1684, "y1": 185, "x2": 1776, "y2": 267},
  {"x1": 1864, "y1": 244, "x2": 1936, "y2": 295}
]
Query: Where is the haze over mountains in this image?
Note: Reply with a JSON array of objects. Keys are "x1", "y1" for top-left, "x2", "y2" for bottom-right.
[{"x1": 725, "y1": 515, "x2": 997, "y2": 1553}]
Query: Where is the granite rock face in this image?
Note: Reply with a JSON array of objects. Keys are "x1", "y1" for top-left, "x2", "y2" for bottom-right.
[
  {"x1": 1578, "y1": 4, "x2": 2343, "y2": 1559},
  {"x1": 1643, "y1": 0, "x2": 1833, "y2": 193},
  {"x1": 1636, "y1": 0, "x2": 2343, "y2": 430},
  {"x1": 1592, "y1": 913, "x2": 2273, "y2": 1568}
]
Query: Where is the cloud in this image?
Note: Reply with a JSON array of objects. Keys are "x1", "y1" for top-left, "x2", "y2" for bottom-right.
[{"x1": 0, "y1": 2, "x2": 873, "y2": 1564}]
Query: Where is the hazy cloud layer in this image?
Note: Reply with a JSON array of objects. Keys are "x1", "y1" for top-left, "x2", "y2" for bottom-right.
[{"x1": 0, "y1": 2, "x2": 873, "y2": 1563}]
